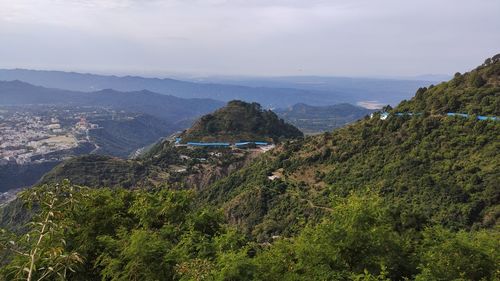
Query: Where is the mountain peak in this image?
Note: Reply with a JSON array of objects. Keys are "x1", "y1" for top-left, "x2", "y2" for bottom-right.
[{"x1": 180, "y1": 100, "x2": 303, "y2": 142}]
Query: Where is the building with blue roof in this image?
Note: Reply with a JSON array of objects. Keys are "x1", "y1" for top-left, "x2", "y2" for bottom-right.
[
  {"x1": 447, "y1": 113, "x2": 498, "y2": 121},
  {"x1": 447, "y1": 113, "x2": 469, "y2": 118},
  {"x1": 234, "y1": 141, "x2": 269, "y2": 148},
  {"x1": 186, "y1": 142, "x2": 231, "y2": 147},
  {"x1": 477, "y1": 116, "x2": 498, "y2": 121}
]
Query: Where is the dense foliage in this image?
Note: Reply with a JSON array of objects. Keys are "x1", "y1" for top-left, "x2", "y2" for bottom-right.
[
  {"x1": 181, "y1": 100, "x2": 303, "y2": 142},
  {"x1": 397, "y1": 56, "x2": 500, "y2": 115},
  {"x1": 1, "y1": 184, "x2": 498, "y2": 280},
  {"x1": 39, "y1": 155, "x2": 147, "y2": 189}
]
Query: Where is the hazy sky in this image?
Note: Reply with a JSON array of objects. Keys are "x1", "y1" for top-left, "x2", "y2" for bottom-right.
[{"x1": 0, "y1": 0, "x2": 499, "y2": 77}]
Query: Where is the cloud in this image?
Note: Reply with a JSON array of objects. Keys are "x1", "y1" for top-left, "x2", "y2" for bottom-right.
[{"x1": 0, "y1": 0, "x2": 499, "y2": 76}]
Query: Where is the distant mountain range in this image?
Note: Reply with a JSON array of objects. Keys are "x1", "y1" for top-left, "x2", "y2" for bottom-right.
[
  {"x1": 0, "y1": 80, "x2": 223, "y2": 122},
  {"x1": 0, "y1": 79, "x2": 385, "y2": 137},
  {"x1": 0, "y1": 69, "x2": 434, "y2": 107},
  {"x1": 186, "y1": 75, "x2": 438, "y2": 106},
  {"x1": 0, "y1": 80, "x2": 226, "y2": 159}
]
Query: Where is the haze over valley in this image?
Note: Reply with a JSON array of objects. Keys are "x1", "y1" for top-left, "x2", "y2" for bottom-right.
[{"x1": 0, "y1": 69, "x2": 437, "y2": 108}]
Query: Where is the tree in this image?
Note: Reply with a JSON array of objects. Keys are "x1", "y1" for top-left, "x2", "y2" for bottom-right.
[
  {"x1": 415, "y1": 226, "x2": 499, "y2": 281},
  {"x1": 469, "y1": 72, "x2": 486, "y2": 87},
  {"x1": 0, "y1": 181, "x2": 84, "y2": 281},
  {"x1": 253, "y1": 194, "x2": 413, "y2": 280}
]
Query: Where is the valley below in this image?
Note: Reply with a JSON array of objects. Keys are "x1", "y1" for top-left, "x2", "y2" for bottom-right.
[{"x1": 0, "y1": 105, "x2": 175, "y2": 193}]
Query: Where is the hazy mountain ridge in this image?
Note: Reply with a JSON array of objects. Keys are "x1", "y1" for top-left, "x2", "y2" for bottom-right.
[
  {"x1": 191, "y1": 75, "x2": 437, "y2": 105},
  {"x1": 0, "y1": 69, "x2": 433, "y2": 107},
  {"x1": 0, "y1": 80, "x2": 224, "y2": 121}
]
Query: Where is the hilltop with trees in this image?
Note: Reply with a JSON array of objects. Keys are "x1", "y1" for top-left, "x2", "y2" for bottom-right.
[{"x1": 180, "y1": 100, "x2": 303, "y2": 142}]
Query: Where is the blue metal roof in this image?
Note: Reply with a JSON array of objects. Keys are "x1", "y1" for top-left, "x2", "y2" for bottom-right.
[
  {"x1": 477, "y1": 116, "x2": 498, "y2": 121},
  {"x1": 186, "y1": 142, "x2": 230, "y2": 146},
  {"x1": 381, "y1": 112, "x2": 498, "y2": 122},
  {"x1": 447, "y1": 113, "x2": 498, "y2": 121},
  {"x1": 234, "y1": 141, "x2": 269, "y2": 146},
  {"x1": 447, "y1": 113, "x2": 469, "y2": 118},
  {"x1": 395, "y1": 112, "x2": 422, "y2": 116}
]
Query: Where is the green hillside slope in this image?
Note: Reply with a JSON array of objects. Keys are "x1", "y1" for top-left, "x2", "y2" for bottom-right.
[
  {"x1": 200, "y1": 55, "x2": 500, "y2": 239},
  {"x1": 39, "y1": 155, "x2": 147, "y2": 188}
]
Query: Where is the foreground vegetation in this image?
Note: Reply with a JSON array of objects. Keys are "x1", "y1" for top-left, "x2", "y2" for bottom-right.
[{"x1": 2, "y1": 182, "x2": 498, "y2": 280}]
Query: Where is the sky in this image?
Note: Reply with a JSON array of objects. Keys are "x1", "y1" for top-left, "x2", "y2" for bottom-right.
[{"x1": 0, "y1": 0, "x2": 499, "y2": 77}]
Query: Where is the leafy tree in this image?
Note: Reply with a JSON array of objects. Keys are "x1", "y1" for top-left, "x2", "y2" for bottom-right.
[
  {"x1": 415, "y1": 226, "x2": 499, "y2": 281},
  {"x1": 468, "y1": 71, "x2": 486, "y2": 88},
  {"x1": 0, "y1": 181, "x2": 84, "y2": 281},
  {"x1": 252, "y1": 194, "x2": 413, "y2": 280}
]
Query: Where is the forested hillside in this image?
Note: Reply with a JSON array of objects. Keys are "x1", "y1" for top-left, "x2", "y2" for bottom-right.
[
  {"x1": 1, "y1": 55, "x2": 499, "y2": 280},
  {"x1": 201, "y1": 55, "x2": 500, "y2": 237},
  {"x1": 181, "y1": 100, "x2": 303, "y2": 142}
]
